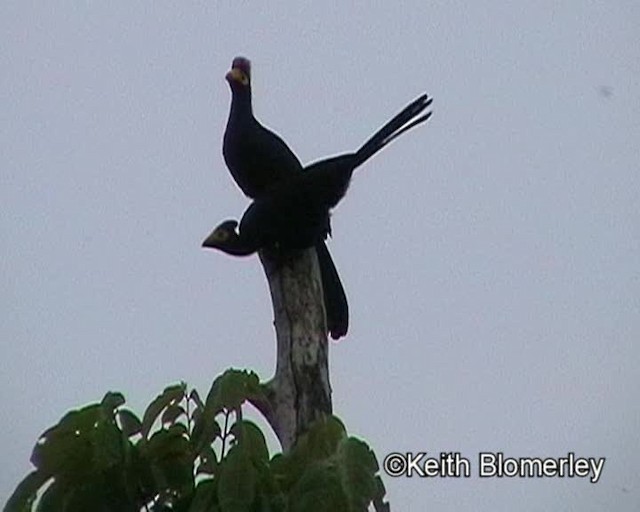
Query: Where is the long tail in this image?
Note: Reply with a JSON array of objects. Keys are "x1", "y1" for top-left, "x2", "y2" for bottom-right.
[
  {"x1": 354, "y1": 94, "x2": 433, "y2": 167},
  {"x1": 316, "y1": 241, "x2": 349, "y2": 340}
]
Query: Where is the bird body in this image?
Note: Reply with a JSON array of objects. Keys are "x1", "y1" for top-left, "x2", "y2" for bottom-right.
[{"x1": 222, "y1": 57, "x2": 302, "y2": 198}]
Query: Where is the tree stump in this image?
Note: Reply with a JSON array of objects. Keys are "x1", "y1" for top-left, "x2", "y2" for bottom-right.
[{"x1": 248, "y1": 247, "x2": 332, "y2": 451}]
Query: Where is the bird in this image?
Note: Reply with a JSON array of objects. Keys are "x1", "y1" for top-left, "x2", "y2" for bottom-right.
[
  {"x1": 222, "y1": 56, "x2": 303, "y2": 199},
  {"x1": 218, "y1": 56, "x2": 348, "y2": 339},
  {"x1": 205, "y1": 93, "x2": 432, "y2": 252},
  {"x1": 203, "y1": 92, "x2": 433, "y2": 302}
]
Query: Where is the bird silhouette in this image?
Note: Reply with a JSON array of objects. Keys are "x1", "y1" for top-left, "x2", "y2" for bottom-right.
[{"x1": 204, "y1": 93, "x2": 433, "y2": 329}]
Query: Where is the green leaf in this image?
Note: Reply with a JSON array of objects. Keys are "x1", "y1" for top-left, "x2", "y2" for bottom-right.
[
  {"x1": 272, "y1": 415, "x2": 347, "y2": 492},
  {"x1": 144, "y1": 424, "x2": 191, "y2": 458},
  {"x1": 217, "y1": 445, "x2": 256, "y2": 512},
  {"x1": 30, "y1": 405, "x2": 102, "y2": 477},
  {"x1": 306, "y1": 416, "x2": 347, "y2": 457},
  {"x1": 189, "y1": 479, "x2": 218, "y2": 512},
  {"x1": 141, "y1": 383, "x2": 186, "y2": 439},
  {"x1": 101, "y1": 391, "x2": 125, "y2": 413},
  {"x1": 4, "y1": 471, "x2": 49, "y2": 512},
  {"x1": 91, "y1": 420, "x2": 125, "y2": 470},
  {"x1": 126, "y1": 444, "x2": 157, "y2": 503},
  {"x1": 230, "y1": 420, "x2": 269, "y2": 465},
  {"x1": 372, "y1": 476, "x2": 390, "y2": 512},
  {"x1": 282, "y1": 433, "x2": 381, "y2": 512},
  {"x1": 189, "y1": 388, "x2": 204, "y2": 409},
  {"x1": 36, "y1": 476, "x2": 139, "y2": 512},
  {"x1": 191, "y1": 407, "x2": 221, "y2": 457},
  {"x1": 196, "y1": 445, "x2": 218, "y2": 476},
  {"x1": 118, "y1": 408, "x2": 143, "y2": 437},
  {"x1": 191, "y1": 405, "x2": 202, "y2": 426},
  {"x1": 36, "y1": 479, "x2": 68, "y2": 512},
  {"x1": 207, "y1": 370, "x2": 261, "y2": 413},
  {"x1": 336, "y1": 437, "x2": 379, "y2": 511},
  {"x1": 191, "y1": 370, "x2": 264, "y2": 457},
  {"x1": 288, "y1": 462, "x2": 348, "y2": 512},
  {"x1": 171, "y1": 422, "x2": 190, "y2": 439},
  {"x1": 162, "y1": 404, "x2": 186, "y2": 425},
  {"x1": 292, "y1": 415, "x2": 347, "y2": 464},
  {"x1": 140, "y1": 424, "x2": 194, "y2": 498}
]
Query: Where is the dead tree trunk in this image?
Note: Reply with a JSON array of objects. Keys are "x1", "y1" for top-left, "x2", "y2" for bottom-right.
[{"x1": 248, "y1": 247, "x2": 332, "y2": 451}]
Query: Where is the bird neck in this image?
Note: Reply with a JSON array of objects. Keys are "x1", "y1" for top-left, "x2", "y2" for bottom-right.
[{"x1": 229, "y1": 88, "x2": 253, "y2": 119}]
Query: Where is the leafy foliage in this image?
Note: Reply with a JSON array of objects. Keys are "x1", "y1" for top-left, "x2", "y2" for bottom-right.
[{"x1": 6, "y1": 369, "x2": 387, "y2": 512}]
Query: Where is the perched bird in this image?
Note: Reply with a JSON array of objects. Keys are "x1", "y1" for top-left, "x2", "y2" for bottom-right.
[
  {"x1": 219, "y1": 56, "x2": 348, "y2": 339},
  {"x1": 204, "y1": 93, "x2": 432, "y2": 337},
  {"x1": 204, "y1": 93, "x2": 433, "y2": 254},
  {"x1": 222, "y1": 56, "x2": 302, "y2": 199}
]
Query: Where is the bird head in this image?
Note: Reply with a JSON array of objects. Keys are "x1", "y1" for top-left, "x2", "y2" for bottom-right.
[
  {"x1": 202, "y1": 220, "x2": 239, "y2": 249},
  {"x1": 225, "y1": 56, "x2": 251, "y2": 89}
]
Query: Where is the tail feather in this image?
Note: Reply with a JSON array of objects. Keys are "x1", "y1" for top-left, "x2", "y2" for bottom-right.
[
  {"x1": 316, "y1": 241, "x2": 349, "y2": 339},
  {"x1": 354, "y1": 94, "x2": 433, "y2": 167},
  {"x1": 296, "y1": 93, "x2": 433, "y2": 212}
]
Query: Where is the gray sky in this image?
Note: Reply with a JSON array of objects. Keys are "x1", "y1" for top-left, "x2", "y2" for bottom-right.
[{"x1": 2, "y1": 2, "x2": 639, "y2": 509}]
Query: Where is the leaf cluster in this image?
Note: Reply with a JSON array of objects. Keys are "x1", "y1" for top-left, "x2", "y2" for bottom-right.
[{"x1": 6, "y1": 370, "x2": 387, "y2": 512}]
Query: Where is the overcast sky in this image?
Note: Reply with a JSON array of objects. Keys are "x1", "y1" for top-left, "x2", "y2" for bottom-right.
[{"x1": 2, "y1": 2, "x2": 639, "y2": 510}]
